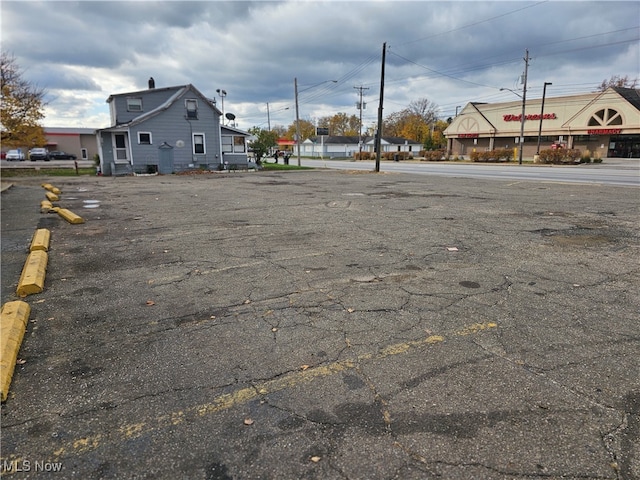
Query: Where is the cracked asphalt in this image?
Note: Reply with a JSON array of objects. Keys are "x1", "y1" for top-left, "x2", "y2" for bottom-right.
[{"x1": 1, "y1": 170, "x2": 639, "y2": 479}]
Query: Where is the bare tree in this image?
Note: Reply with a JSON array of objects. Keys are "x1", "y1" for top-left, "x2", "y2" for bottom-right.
[{"x1": 597, "y1": 75, "x2": 638, "y2": 92}]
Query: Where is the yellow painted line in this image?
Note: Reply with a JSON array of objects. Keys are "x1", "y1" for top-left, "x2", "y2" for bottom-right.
[
  {"x1": 56, "y1": 208, "x2": 85, "y2": 224},
  {"x1": 0, "y1": 322, "x2": 497, "y2": 467},
  {"x1": 16, "y1": 250, "x2": 48, "y2": 297},
  {"x1": 29, "y1": 228, "x2": 51, "y2": 252},
  {"x1": 0, "y1": 301, "x2": 31, "y2": 401}
]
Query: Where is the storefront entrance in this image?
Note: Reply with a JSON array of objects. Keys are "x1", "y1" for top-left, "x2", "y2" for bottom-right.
[{"x1": 608, "y1": 135, "x2": 640, "y2": 158}]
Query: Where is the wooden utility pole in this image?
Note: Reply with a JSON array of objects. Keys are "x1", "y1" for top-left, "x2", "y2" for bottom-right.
[
  {"x1": 354, "y1": 85, "x2": 369, "y2": 159},
  {"x1": 375, "y1": 42, "x2": 386, "y2": 173},
  {"x1": 294, "y1": 77, "x2": 301, "y2": 166},
  {"x1": 518, "y1": 49, "x2": 529, "y2": 165}
]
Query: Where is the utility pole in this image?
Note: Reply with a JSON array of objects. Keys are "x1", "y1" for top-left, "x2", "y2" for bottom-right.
[
  {"x1": 518, "y1": 49, "x2": 529, "y2": 165},
  {"x1": 536, "y1": 82, "x2": 552, "y2": 156},
  {"x1": 294, "y1": 77, "x2": 301, "y2": 166},
  {"x1": 354, "y1": 85, "x2": 369, "y2": 159},
  {"x1": 266, "y1": 102, "x2": 271, "y2": 131},
  {"x1": 375, "y1": 42, "x2": 386, "y2": 173}
]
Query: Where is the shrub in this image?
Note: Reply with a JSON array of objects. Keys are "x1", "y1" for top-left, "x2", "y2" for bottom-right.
[
  {"x1": 470, "y1": 148, "x2": 512, "y2": 162},
  {"x1": 420, "y1": 149, "x2": 446, "y2": 161},
  {"x1": 538, "y1": 148, "x2": 582, "y2": 164},
  {"x1": 353, "y1": 151, "x2": 371, "y2": 160},
  {"x1": 383, "y1": 151, "x2": 412, "y2": 161}
]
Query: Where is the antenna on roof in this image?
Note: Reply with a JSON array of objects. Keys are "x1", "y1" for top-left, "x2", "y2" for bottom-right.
[{"x1": 148, "y1": 77, "x2": 155, "y2": 89}]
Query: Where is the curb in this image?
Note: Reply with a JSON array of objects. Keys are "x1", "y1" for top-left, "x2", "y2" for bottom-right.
[
  {"x1": 16, "y1": 250, "x2": 48, "y2": 297},
  {"x1": 0, "y1": 301, "x2": 31, "y2": 401}
]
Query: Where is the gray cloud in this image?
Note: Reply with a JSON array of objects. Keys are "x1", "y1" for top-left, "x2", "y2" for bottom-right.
[{"x1": 1, "y1": 1, "x2": 637, "y2": 128}]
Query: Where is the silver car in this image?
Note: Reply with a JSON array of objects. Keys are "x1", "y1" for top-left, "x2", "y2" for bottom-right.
[{"x1": 6, "y1": 149, "x2": 25, "y2": 161}]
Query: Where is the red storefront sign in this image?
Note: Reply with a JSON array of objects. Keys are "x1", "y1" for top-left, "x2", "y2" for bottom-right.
[
  {"x1": 503, "y1": 113, "x2": 557, "y2": 122},
  {"x1": 458, "y1": 133, "x2": 479, "y2": 138},
  {"x1": 587, "y1": 129, "x2": 622, "y2": 135}
]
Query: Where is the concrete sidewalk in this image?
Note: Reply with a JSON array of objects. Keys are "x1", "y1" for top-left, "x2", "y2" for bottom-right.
[{"x1": 1, "y1": 171, "x2": 638, "y2": 479}]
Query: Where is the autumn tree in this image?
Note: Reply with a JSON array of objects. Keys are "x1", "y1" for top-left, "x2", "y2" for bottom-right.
[
  {"x1": 317, "y1": 112, "x2": 360, "y2": 136},
  {"x1": 284, "y1": 119, "x2": 315, "y2": 141},
  {"x1": 383, "y1": 97, "x2": 440, "y2": 143},
  {"x1": 1, "y1": 52, "x2": 47, "y2": 149},
  {"x1": 597, "y1": 75, "x2": 638, "y2": 91}
]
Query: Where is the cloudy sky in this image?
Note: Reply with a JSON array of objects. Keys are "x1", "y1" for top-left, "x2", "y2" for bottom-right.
[{"x1": 2, "y1": 1, "x2": 638, "y2": 131}]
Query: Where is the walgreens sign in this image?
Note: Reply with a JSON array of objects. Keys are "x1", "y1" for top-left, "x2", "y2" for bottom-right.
[{"x1": 503, "y1": 113, "x2": 557, "y2": 122}]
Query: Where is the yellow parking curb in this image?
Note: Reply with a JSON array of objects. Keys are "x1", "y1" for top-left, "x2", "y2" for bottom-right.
[
  {"x1": 40, "y1": 200, "x2": 54, "y2": 213},
  {"x1": 16, "y1": 250, "x2": 48, "y2": 297},
  {"x1": 44, "y1": 191, "x2": 59, "y2": 202},
  {"x1": 1, "y1": 301, "x2": 31, "y2": 401},
  {"x1": 30, "y1": 228, "x2": 51, "y2": 252},
  {"x1": 41, "y1": 183, "x2": 61, "y2": 195},
  {"x1": 56, "y1": 208, "x2": 84, "y2": 224}
]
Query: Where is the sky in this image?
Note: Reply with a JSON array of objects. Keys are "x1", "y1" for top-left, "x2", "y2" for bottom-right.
[{"x1": 1, "y1": 1, "x2": 638, "y2": 132}]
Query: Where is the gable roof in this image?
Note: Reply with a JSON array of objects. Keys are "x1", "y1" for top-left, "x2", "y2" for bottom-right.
[
  {"x1": 304, "y1": 135, "x2": 421, "y2": 145},
  {"x1": 612, "y1": 87, "x2": 640, "y2": 111},
  {"x1": 107, "y1": 84, "x2": 221, "y2": 128}
]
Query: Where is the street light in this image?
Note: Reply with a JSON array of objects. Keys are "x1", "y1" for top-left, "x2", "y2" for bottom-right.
[
  {"x1": 294, "y1": 79, "x2": 337, "y2": 166},
  {"x1": 455, "y1": 105, "x2": 461, "y2": 117},
  {"x1": 536, "y1": 82, "x2": 552, "y2": 156},
  {"x1": 216, "y1": 89, "x2": 227, "y2": 120}
]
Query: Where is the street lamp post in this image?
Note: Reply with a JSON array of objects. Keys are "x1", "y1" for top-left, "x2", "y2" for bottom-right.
[
  {"x1": 536, "y1": 82, "x2": 552, "y2": 156},
  {"x1": 294, "y1": 79, "x2": 337, "y2": 167},
  {"x1": 455, "y1": 106, "x2": 461, "y2": 117}
]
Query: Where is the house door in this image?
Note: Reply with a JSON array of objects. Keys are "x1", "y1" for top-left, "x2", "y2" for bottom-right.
[{"x1": 113, "y1": 134, "x2": 129, "y2": 162}]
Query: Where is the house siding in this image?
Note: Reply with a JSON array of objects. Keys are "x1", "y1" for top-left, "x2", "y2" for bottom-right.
[
  {"x1": 128, "y1": 93, "x2": 222, "y2": 172},
  {"x1": 109, "y1": 87, "x2": 183, "y2": 126}
]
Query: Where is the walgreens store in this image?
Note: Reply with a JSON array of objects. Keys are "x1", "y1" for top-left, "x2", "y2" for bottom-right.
[{"x1": 445, "y1": 87, "x2": 640, "y2": 160}]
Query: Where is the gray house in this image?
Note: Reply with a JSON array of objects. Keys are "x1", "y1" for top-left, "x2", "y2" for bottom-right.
[{"x1": 97, "y1": 80, "x2": 249, "y2": 175}]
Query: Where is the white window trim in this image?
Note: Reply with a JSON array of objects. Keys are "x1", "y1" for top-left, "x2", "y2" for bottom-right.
[
  {"x1": 138, "y1": 132, "x2": 153, "y2": 145},
  {"x1": 193, "y1": 133, "x2": 206, "y2": 155}
]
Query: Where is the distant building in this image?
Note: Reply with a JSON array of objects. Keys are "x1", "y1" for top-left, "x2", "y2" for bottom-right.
[
  {"x1": 445, "y1": 87, "x2": 640, "y2": 159},
  {"x1": 44, "y1": 127, "x2": 99, "y2": 160},
  {"x1": 296, "y1": 135, "x2": 422, "y2": 158}
]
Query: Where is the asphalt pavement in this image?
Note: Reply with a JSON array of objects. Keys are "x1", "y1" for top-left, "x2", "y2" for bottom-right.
[{"x1": 1, "y1": 170, "x2": 638, "y2": 479}]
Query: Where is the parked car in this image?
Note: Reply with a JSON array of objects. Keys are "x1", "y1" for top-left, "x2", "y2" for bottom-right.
[
  {"x1": 29, "y1": 148, "x2": 50, "y2": 161},
  {"x1": 6, "y1": 149, "x2": 26, "y2": 161},
  {"x1": 48, "y1": 150, "x2": 77, "y2": 160}
]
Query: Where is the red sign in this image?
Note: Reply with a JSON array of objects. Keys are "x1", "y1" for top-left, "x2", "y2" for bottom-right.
[
  {"x1": 587, "y1": 129, "x2": 622, "y2": 135},
  {"x1": 503, "y1": 113, "x2": 557, "y2": 122},
  {"x1": 458, "y1": 133, "x2": 479, "y2": 138}
]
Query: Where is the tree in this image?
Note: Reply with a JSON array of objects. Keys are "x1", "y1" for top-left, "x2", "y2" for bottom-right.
[
  {"x1": 382, "y1": 97, "x2": 440, "y2": 143},
  {"x1": 247, "y1": 127, "x2": 277, "y2": 163},
  {"x1": 317, "y1": 112, "x2": 360, "y2": 136},
  {"x1": 285, "y1": 119, "x2": 315, "y2": 141},
  {"x1": 1, "y1": 52, "x2": 47, "y2": 149},
  {"x1": 597, "y1": 75, "x2": 638, "y2": 91}
]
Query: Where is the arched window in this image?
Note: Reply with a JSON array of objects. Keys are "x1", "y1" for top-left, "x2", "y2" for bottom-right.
[{"x1": 588, "y1": 108, "x2": 622, "y2": 127}]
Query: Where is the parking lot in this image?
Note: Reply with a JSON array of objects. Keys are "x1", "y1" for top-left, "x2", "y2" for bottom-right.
[{"x1": 1, "y1": 170, "x2": 639, "y2": 479}]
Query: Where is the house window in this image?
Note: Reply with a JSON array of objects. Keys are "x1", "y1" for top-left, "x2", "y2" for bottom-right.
[
  {"x1": 127, "y1": 98, "x2": 143, "y2": 112},
  {"x1": 81, "y1": 148, "x2": 88, "y2": 159},
  {"x1": 186, "y1": 99, "x2": 198, "y2": 119},
  {"x1": 193, "y1": 133, "x2": 205, "y2": 154},
  {"x1": 233, "y1": 136, "x2": 245, "y2": 153},
  {"x1": 222, "y1": 135, "x2": 246, "y2": 153},
  {"x1": 222, "y1": 136, "x2": 233, "y2": 153},
  {"x1": 138, "y1": 132, "x2": 152, "y2": 145}
]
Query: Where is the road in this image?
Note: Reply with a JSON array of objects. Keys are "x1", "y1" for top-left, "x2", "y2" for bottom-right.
[{"x1": 300, "y1": 159, "x2": 640, "y2": 187}]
